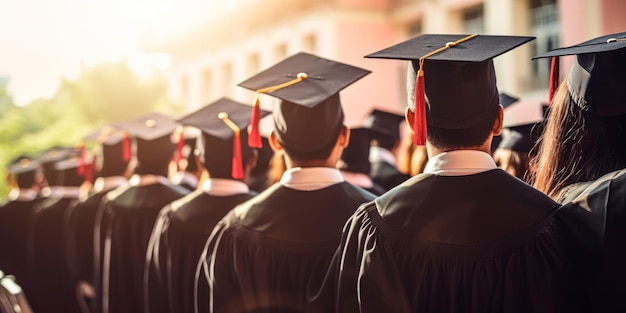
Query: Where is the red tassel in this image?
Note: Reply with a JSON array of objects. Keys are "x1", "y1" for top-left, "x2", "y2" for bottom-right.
[
  {"x1": 122, "y1": 135, "x2": 131, "y2": 162},
  {"x1": 176, "y1": 132, "x2": 184, "y2": 162},
  {"x1": 413, "y1": 68, "x2": 427, "y2": 146},
  {"x1": 78, "y1": 145, "x2": 86, "y2": 175},
  {"x1": 248, "y1": 99, "x2": 262, "y2": 148},
  {"x1": 548, "y1": 56, "x2": 559, "y2": 105},
  {"x1": 85, "y1": 162, "x2": 94, "y2": 183},
  {"x1": 232, "y1": 132, "x2": 244, "y2": 179}
]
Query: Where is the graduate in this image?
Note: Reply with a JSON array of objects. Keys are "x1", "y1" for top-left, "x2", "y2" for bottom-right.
[
  {"x1": 329, "y1": 34, "x2": 591, "y2": 312},
  {"x1": 143, "y1": 98, "x2": 267, "y2": 313},
  {"x1": 29, "y1": 148, "x2": 87, "y2": 313},
  {"x1": 0, "y1": 156, "x2": 42, "y2": 285},
  {"x1": 94, "y1": 112, "x2": 189, "y2": 313},
  {"x1": 530, "y1": 31, "x2": 626, "y2": 312},
  {"x1": 196, "y1": 52, "x2": 376, "y2": 313},
  {"x1": 65, "y1": 127, "x2": 132, "y2": 313},
  {"x1": 366, "y1": 109, "x2": 411, "y2": 191}
]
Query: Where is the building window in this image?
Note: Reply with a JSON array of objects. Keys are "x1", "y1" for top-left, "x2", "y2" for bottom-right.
[
  {"x1": 462, "y1": 5, "x2": 485, "y2": 34},
  {"x1": 302, "y1": 33, "x2": 317, "y2": 53},
  {"x1": 221, "y1": 63, "x2": 233, "y2": 98},
  {"x1": 274, "y1": 43, "x2": 288, "y2": 62},
  {"x1": 529, "y1": 0, "x2": 559, "y2": 90},
  {"x1": 201, "y1": 69, "x2": 212, "y2": 103},
  {"x1": 407, "y1": 19, "x2": 422, "y2": 37},
  {"x1": 246, "y1": 53, "x2": 260, "y2": 78},
  {"x1": 179, "y1": 75, "x2": 189, "y2": 105}
]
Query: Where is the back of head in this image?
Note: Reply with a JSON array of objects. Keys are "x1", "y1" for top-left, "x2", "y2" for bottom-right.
[
  {"x1": 237, "y1": 52, "x2": 371, "y2": 163},
  {"x1": 201, "y1": 130, "x2": 254, "y2": 179},
  {"x1": 365, "y1": 34, "x2": 534, "y2": 150},
  {"x1": 135, "y1": 135, "x2": 175, "y2": 175},
  {"x1": 531, "y1": 32, "x2": 626, "y2": 197},
  {"x1": 417, "y1": 59, "x2": 500, "y2": 150},
  {"x1": 339, "y1": 128, "x2": 372, "y2": 175},
  {"x1": 8, "y1": 156, "x2": 41, "y2": 189},
  {"x1": 99, "y1": 135, "x2": 131, "y2": 177},
  {"x1": 275, "y1": 94, "x2": 345, "y2": 162}
]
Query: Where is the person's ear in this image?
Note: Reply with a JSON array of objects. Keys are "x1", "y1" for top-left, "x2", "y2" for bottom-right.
[
  {"x1": 268, "y1": 131, "x2": 284, "y2": 153},
  {"x1": 337, "y1": 125, "x2": 351, "y2": 148},
  {"x1": 492, "y1": 105, "x2": 504, "y2": 136},
  {"x1": 405, "y1": 107, "x2": 415, "y2": 133}
]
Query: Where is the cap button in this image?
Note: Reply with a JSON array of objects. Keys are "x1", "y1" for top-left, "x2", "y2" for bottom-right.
[
  {"x1": 19, "y1": 159, "x2": 30, "y2": 168},
  {"x1": 607, "y1": 38, "x2": 617, "y2": 43},
  {"x1": 145, "y1": 119, "x2": 157, "y2": 128},
  {"x1": 297, "y1": 72, "x2": 308, "y2": 79},
  {"x1": 218, "y1": 112, "x2": 229, "y2": 119}
]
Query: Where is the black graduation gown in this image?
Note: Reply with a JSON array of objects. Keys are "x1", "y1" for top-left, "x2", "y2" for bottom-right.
[
  {"x1": 332, "y1": 170, "x2": 590, "y2": 313},
  {"x1": 198, "y1": 182, "x2": 375, "y2": 313},
  {"x1": 94, "y1": 181, "x2": 188, "y2": 313},
  {"x1": 564, "y1": 168, "x2": 626, "y2": 312},
  {"x1": 0, "y1": 194, "x2": 41, "y2": 285},
  {"x1": 66, "y1": 180, "x2": 126, "y2": 313},
  {"x1": 370, "y1": 160, "x2": 410, "y2": 192},
  {"x1": 28, "y1": 193, "x2": 81, "y2": 313},
  {"x1": 144, "y1": 188, "x2": 257, "y2": 313}
]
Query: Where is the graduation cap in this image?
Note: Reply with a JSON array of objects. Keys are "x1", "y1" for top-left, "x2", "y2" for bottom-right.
[
  {"x1": 7, "y1": 156, "x2": 41, "y2": 188},
  {"x1": 533, "y1": 32, "x2": 626, "y2": 117},
  {"x1": 54, "y1": 156, "x2": 89, "y2": 187},
  {"x1": 500, "y1": 92, "x2": 520, "y2": 109},
  {"x1": 340, "y1": 128, "x2": 373, "y2": 175},
  {"x1": 364, "y1": 109, "x2": 404, "y2": 149},
  {"x1": 114, "y1": 112, "x2": 180, "y2": 172},
  {"x1": 238, "y1": 52, "x2": 371, "y2": 153},
  {"x1": 365, "y1": 34, "x2": 535, "y2": 145},
  {"x1": 37, "y1": 146, "x2": 77, "y2": 185},
  {"x1": 177, "y1": 98, "x2": 270, "y2": 179}
]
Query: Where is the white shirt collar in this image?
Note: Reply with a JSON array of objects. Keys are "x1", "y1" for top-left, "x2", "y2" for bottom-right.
[
  {"x1": 129, "y1": 174, "x2": 172, "y2": 187},
  {"x1": 92, "y1": 176, "x2": 128, "y2": 194},
  {"x1": 369, "y1": 146, "x2": 397, "y2": 165},
  {"x1": 423, "y1": 150, "x2": 497, "y2": 176},
  {"x1": 171, "y1": 172, "x2": 199, "y2": 189},
  {"x1": 8, "y1": 188, "x2": 38, "y2": 202},
  {"x1": 202, "y1": 178, "x2": 250, "y2": 196},
  {"x1": 280, "y1": 167, "x2": 344, "y2": 191},
  {"x1": 40, "y1": 186, "x2": 81, "y2": 199}
]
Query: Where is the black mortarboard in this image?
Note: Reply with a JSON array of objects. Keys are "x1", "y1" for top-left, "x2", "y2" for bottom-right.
[
  {"x1": 37, "y1": 146, "x2": 77, "y2": 185},
  {"x1": 54, "y1": 156, "x2": 87, "y2": 187},
  {"x1": 177, "y1": 98, "x2": 269, "y2": 179},
  {"x1": 238, "y1": 52, "x2": 371, "y2": 153},
  {"x1": 499, "y1": 92, "x2": 520, "y2": 109},
  {"x1": 8, "y1": 156, "x2": 41, "y2": 188},
  {"x1": 340, "y1": 128, "x2": 373, "y2": 175},
  {"x1": 115, "y1": 112, "x2": 180, "y2": 173},
  {"x1": 497, "y1": 123, "x2": 537, "y2": 153},
  {"x1": 533, "y1": 32, "x2": 626, "y2": 117},
  {"x1": 365, "y1": 34, "x2": 535, "y2": 145},
  {"x1": 364, "y1": 109, "x2": 404, "y2": 149}
]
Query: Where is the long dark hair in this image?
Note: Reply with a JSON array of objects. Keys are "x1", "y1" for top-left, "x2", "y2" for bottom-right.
[{"x1": 530, "y1": 81, "x2": 626, "y2": 199}]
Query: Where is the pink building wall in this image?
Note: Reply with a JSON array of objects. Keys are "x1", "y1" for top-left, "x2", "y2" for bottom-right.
[
  {"x1": 601, "y1": 0, "x2": 626, "y2": 34},
  {"x1": 333, "y1": 20, "x2": 405, "y2": 125}
]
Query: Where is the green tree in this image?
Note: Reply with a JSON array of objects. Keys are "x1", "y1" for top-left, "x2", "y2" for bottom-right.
[{"x1": 0, "y1": 61, "x2": 182, "y2": 197}]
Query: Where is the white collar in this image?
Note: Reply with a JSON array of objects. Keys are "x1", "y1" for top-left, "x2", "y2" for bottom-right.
[
  {"x1": 201, "y1": 178, "x2": 250, "y2": 196},
  {"x1": 369, "y1": 146, "x2": 397, "y2": 165},
  {"x1": 40, "y1": 186, "x2": 81, "y2": 199},
  {"x1": 280, "y1": 167, "x2": 344, "y2": 191},
  {"x1": 340, "y1": 171, "x2": 374, "y2": 188},
  {"x1": 171, "y1": 172, "x2": 199, "y2": 189},
  {"x1": 92, "y1": 176, "x2": 128, "y2": 194},
  {"x1": 129, "y1": 174, "x2": 172, "y2": 187},
  {"x1": 8, "y1": 188, "x2": 38, "y2": 202},
  {"x1": 423, "y1": 150, "x2": 497, "y2": 176}
]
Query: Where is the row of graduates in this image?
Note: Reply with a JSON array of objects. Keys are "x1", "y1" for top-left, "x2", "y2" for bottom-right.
[
  {"x1": 1, "y1": 30, "x2": 626, "y2": 313},
  {"x1": 0, "y1": 64, "x2": 411, "y2": 312}
]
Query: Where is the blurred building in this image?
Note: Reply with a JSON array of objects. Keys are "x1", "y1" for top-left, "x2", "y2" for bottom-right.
[{"x1": 151, "y1": 0, "x2": 626, "y2": 126}]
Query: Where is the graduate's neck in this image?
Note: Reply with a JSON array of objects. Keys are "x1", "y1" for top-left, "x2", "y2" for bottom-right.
[{"x1": 426, "y1": 141, "x2": 491, "y2": 158}]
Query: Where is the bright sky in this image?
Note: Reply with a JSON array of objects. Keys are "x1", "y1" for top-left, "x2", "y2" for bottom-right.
[{"x1": 0, "y1": 0, "x2": 212, "y2": 105}]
